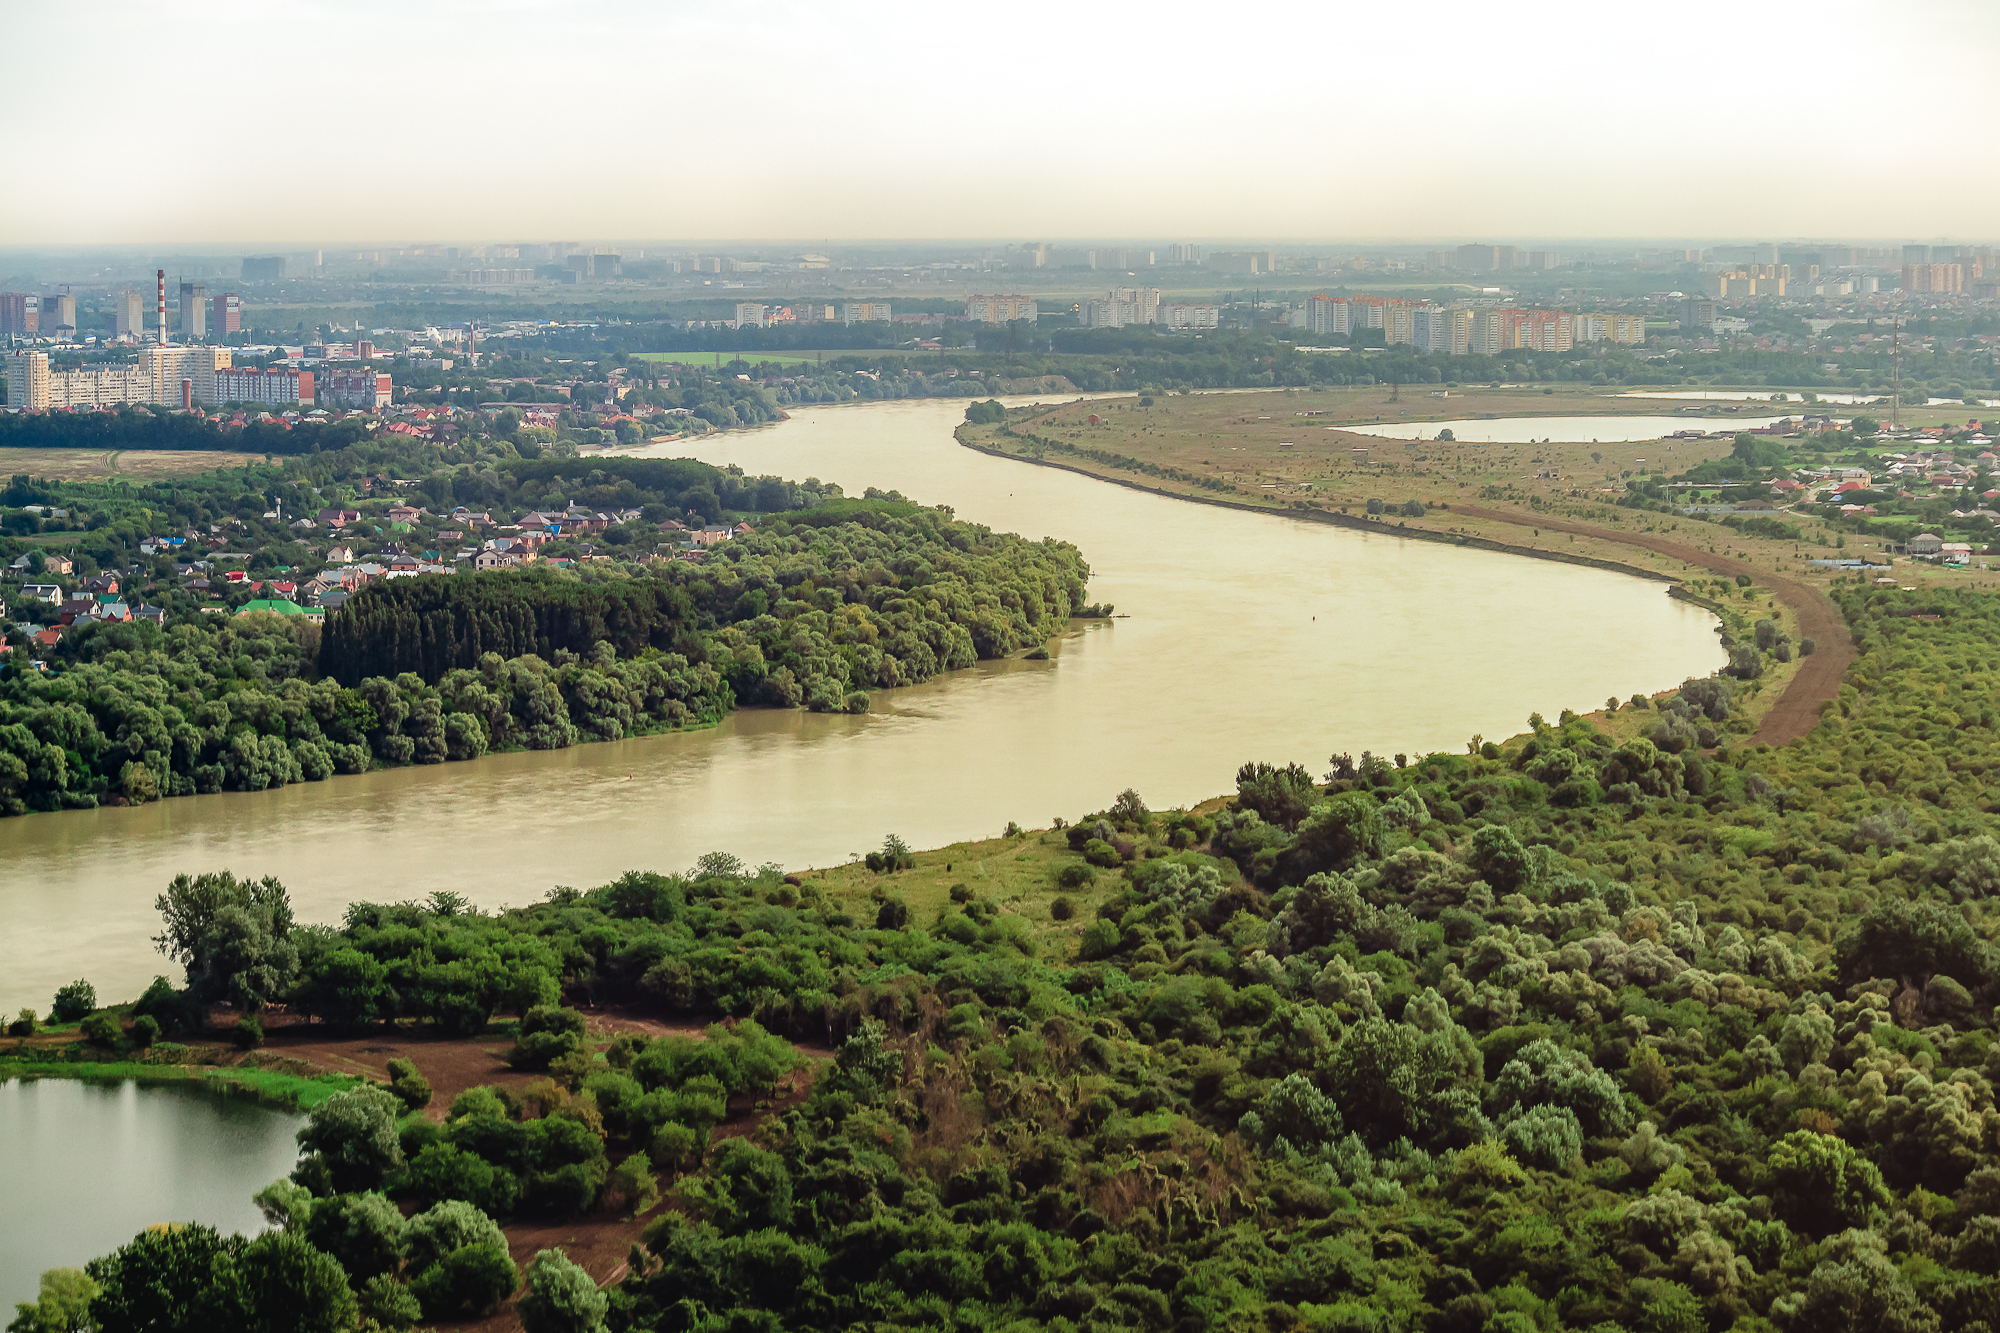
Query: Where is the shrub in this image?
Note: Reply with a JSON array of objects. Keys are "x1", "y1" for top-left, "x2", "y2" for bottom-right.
[
  {"x1": 403, "y1": 1143, "x2": 520, "y2": 1217},
  {"x1": 648, "y1": 1121, "x2": 702, "y2": 1173},
  {"x1": 130, "y1": 1014, "x2": 160, "y2": 1049},
  {"x1": 511, "y1": 1006, "x2": 587, "y2": 1071},
  {"x1": 80, "y1": 1014, "x2": 121, "y2": 1048},
  {"x1": 1050, "y1": 896, "x2": 1076, "y2": 921},
  {"x1": 9, "y1": 1008, "x2": 36, "y2": 1037},
  {"x1": 607, "y1": 1152, "x2": 660, "y2": 1214},
  {"x1": 1056, "y1": 863, "x2": 1096, "y2": 890},
  {"x1": 50, "y1": 980, "x2": 96, "y2": 1024},
  {"x1": 1082, "y1": 839, "x2": 1122, "y2": 868},
  {"x1": 235, "y1": 1014, "x2": 265, "y2": 1050},
  {"x1": 387, "y1": 1057, "x2": 434, "y2": 1111},
  {"x1": 519, "y1": 1248, "x2": 609, "y2": 1333},
  {"x1": 358, "y1": 1274, "x2": 423, "y2": 1331}
]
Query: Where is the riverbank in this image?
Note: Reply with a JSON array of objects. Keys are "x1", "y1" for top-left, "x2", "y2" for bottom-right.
[{"x1": 957, "y1": 400, "x2": 1855, "y2": 745}]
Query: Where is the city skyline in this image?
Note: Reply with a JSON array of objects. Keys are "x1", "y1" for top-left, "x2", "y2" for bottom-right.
[{"x1": 4, "y1": 0, "x2": 1997, "y2": 244}]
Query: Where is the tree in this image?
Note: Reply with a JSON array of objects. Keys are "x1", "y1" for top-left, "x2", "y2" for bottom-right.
[
  {"x1": 519, "y1": 1249, "x2": 608, "y2": 1333},
  {"x1": 404, "y1": 1201, "x2": 519, "y2": 1320},
  {"x1": 49, "y1": 980, "x2": 95, "y2": 1024},
  {"x1": 228, "y1": 1230, "x2": 359, "y2": 1333},
  {"x1": 154, "y1": 871, "x2": 299, "y2": 1010},
  {"x1": 1764, "y1": 1130, "x2": 1892, "y2": 1237},
  {"x1": 86, "y1": 1223, "x2": 243, "y2": 1333},
  {"x1": 8, "y1": 1268, "x2": 98, "y2": 1333},
  {"x1": 302, "y1": 1191, "x2": 406, "y2": 1280},
  {"x1": 295, "y1": 1084, "x2": 405, "y2": 1194},
  {"x1": 1289, "y1": 793, "x2": 1385, "y2": 874},
  {"x1": 1489, "y1": 1040, "x2": 1630, "y2": 1137},
  {"x1": 1235, "y1": 761, "x2": 1318, "y2": 832},
  {"x1": 511, "y1": 1006, "x2": 587, "y2": 1071}
]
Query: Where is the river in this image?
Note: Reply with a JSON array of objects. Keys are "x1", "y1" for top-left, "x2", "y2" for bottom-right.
[
  {"x1": 0, "y1": 1078, "x2": 300, "y2": 1308},
  {"x1": 0, "y1": 397, "x2": 1724, "y2": 1011}
]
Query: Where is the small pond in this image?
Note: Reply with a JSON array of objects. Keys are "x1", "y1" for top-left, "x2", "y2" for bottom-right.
[{"x1": 0, "y1": 1078, "x2": 302, "y2": 1309}]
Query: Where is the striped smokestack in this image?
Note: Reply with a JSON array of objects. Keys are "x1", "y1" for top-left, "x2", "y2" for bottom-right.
[{"x1": 157, "y1": 270, "x2": 167, "y2": 344}]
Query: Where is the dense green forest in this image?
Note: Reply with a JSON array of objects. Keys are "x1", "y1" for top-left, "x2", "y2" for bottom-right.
[
  {"x1": 19, "y1": 582, "x2": 2000, "y2": 1332},
  {"x1": 0, "y1": 503, "x2": 1087, "y2": 813}
]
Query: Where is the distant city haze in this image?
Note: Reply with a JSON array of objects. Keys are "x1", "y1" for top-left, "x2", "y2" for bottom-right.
[{"x1": 4, "y1": 0, "x2": 1996, "y2": 245}]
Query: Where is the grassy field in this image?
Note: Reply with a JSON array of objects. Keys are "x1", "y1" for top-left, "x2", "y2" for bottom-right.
[
  {"x1": 960, "y1": 383, "x2": 1998, "y2": 594},
  {"x1": 0, "y1": 447, "x2": 251, "y2": 482},
  {"x1": 803, "y1": 828, "x2": 1111, "y2": 963}
]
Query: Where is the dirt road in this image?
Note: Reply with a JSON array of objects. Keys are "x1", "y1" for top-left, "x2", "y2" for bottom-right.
[{"x1": 1447, "y1": 505, "x2": 1854, "y2": 748}]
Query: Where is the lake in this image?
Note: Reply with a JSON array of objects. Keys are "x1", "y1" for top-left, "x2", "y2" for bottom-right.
[
  {"x1": 1338, "y1": 414, "x2": 1785, "y2": 443},
  {"x1": 0, "y1": 1078, "x2": 300, "y2": 1309},
  {"x1": 0, "y1": 397, "x2": 1724, "y2": 1011}
]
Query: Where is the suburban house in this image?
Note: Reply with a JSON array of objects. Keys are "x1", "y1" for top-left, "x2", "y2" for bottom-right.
[{"x1": 1908, "y1": 533, "x2": 1945, "y2": 556}]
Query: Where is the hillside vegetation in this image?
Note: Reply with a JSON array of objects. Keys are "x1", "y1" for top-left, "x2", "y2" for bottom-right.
[{"x1": 21, "y1": 581, "x2": 2000, "y2": 1333}]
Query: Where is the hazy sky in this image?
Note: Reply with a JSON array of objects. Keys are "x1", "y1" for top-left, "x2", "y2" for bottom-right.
[{"x1": 4, "y1": 0, "x2": 1995, "y2": 245}]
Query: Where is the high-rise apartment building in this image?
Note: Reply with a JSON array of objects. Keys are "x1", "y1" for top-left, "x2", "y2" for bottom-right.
[
  {"x1": 1166, "y1": 244, "x2": 1201, "y2": 264},
  {"x1": 1526, "y1": 251, "x2": 1560, "y2": 270},
  {"x1": 1902, "y1": 244, "x2": 1933, "y2": 267},
  {"x1": 732, "y1": 303, "x2": 769, "y2": 329},
  {"x1": 39, "y1": 293, "x2": 76, "y2": 337},
  {"x1": 1302, "y1": 295, "x2": 1344, "y2": 336},
  {"x1": 1517, "y1": 311, "x2": 1573, "y2": 352},
  {"x1": 1455, "y1": 244, "x2": 1498, "y2": 272},
  {"x1": 1383, "y1": 301, "x2": 1417, "y2": 346},
  {"x1": 1078, "y1": 289, "x2": 1160, "y2": 328},
  {"x1": 1157, "y1": 304, "x2": 1220, "y2": 331},
  {"x1": 212, "y1": 292, "x2": 241, "y2": 335},
  {"x1": 143, "y1": 345, "x2": 232, "y2": 403},
  {"x1": 7, "y1": 351, "x2": 51, "y2": 409},
  {"x1": 318, "y1": 368, "x2": 393, "y2": 410},
  {"x1": 241, "y1": 255, "x2": 286, "y2": 281},
  {"x1": 1902, "y1": 264, "x2": 1964, "y2": 294},
  {"x1": 1411, "y1": 304, "x2": 1463, "y2": 352},
  {"x1": 178, "y1": 283, "x2": 207, "y2": 340},
  {"x1": 965, "y1": 296, "x2": 1038, "y2": 323},
  {"x1": 115, "y1": 289, "x2": 145, "y2": 338},
  {"x1": 0, "y1": 293, "x2": 40, "y2": 337},
  {"x1": 212, "y1": 365, "x2": 312, "y2": 406},
  {"x1": 842, "y1": 302, "x2": 893, "y2": 324}
]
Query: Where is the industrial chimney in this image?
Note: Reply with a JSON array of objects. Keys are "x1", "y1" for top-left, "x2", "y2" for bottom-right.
[{"x1": 156, "y1": 270, "x2": 167, "y2": 345}]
